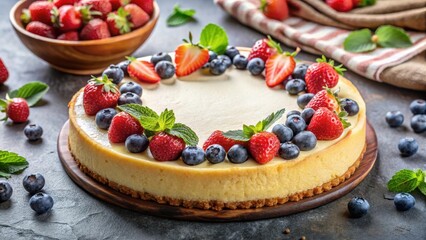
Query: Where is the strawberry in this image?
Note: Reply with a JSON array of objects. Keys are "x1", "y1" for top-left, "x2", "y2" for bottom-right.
[
  {"x1": 305, "y1": 56, "x2": 346, "y2": 94},
  {"x1": 260, "y1": 0, "x2": 289, "y2": 21},
  {"x1": 110, "y1": 0, "x2": 125, "y2": 11},
  {"x1": 247, "y1": 38, "x2": 277, "y2": 62},
  {"x1": 203, "y1": 130, "x2": 248, "y2": 152},
  {"x1": 131, "y1": 0, "x2": 154, "y2": 16},
  {"x1": 307, "y1": 107, "x2": 351, "y2": 140},
  {"x1": 57, "y1": 31, "x2": 79, "y2": 40},
  {"x1": 28, "y1": 1, "x2": 54, "y2": 25},
  {"x1": 305, "y1": 88, "x2": 340, "y2": 112},
  {"x1": 53, "y1": 0, "x2": 79, "y2": 8},
  {"x1": 26, "y1": 21, "x2": 56, "y2": 39},
  {"x1": 83, "y1": 75, "x2": 120, "y2": 116},
  {"x1": 80, "y1": 19, "x2": 111, "y2": 40},
  {"x1": 127, "y1": 57, "x2": 160, "y2": 83},
  {"x1": 52, "y1": 5, "x2": 82, "y2": 32},
  {"x1": 79, "y1": 0, "x2": 112, "y2": 19},
  {"x1": 108, "y1": 112, "x2": 143, "y2": 143},
  {"x1": 174, "y1": 33, "x2": 209, "y2": 77},
  {"x1": 264, "y1": 37, "x2": 298, "y2": 88},
  {"x1": 1, "y1": 98, "x2": 30, "y2": 123},
  {"x1": 326, "y1": 0, "x2": 353, "y2": 12},
  {"x1": 123, "y1": 4, "x2": 150, "y2": 29},
  {"x1": 352, "y1": 0, "x2": 361, "y2": 7},
  {"x1": 248, "y1": 132, "x2": 280, "y2": 164},
  {"x1": 149, "y1": 132, "x2": 185, "y2": 161},
  {"x1": 0, "y1": 59, "x2": 9, "y2": 84},
  {"x1": 107, "y1": 7, "x2": 131, "y2": 36}
]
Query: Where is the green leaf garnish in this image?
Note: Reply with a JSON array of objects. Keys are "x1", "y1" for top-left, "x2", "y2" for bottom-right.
[
  {"x1": 418, "y1": 182, "x2": 426, "y2": 196},
  {"x1": 0, "y1": 150, "x2": 29, "y2": 179},
  {"x1": 387, "y1": 169, "x2": 423, "y2": 193},
  {"x1": 199, "y1": 24, "x2": 229, "y2": 55},
  {"x1": 8, "y1": 81, "x2": 49, "y2": 107},
  {"x1": 167, "y1": 4, "x2": 196, "y2": 27},
  {"x1": 343, "y1": 29, "x2": 376, "y2": 53},
  {"x1": 167, "y1": 123, "x2": 199, "y2": 146},
  {"x1": 375, "y1": 25, "x2": 413, "y2": 48}
]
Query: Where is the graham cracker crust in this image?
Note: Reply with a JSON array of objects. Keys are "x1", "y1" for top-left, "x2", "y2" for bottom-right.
[{"x1": 71, "y1": 146, "x2": 365, "y2": 211}]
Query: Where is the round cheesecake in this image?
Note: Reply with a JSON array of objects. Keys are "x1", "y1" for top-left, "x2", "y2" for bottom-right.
[{"x1": 68, "y1": 49, "x2": 367, "y2": 210}]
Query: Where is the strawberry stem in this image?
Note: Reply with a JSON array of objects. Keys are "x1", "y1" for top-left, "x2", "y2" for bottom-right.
[
  {"x1": 316, "y1": 55, "x2": 346, "y2": 76},
  {"x1": 266, "y1": 35, "x2": 283, "y2": 54}
]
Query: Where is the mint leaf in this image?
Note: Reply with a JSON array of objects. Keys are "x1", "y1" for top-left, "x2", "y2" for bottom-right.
[
  {"x1": 223, "y1": 130, "x2": 250, "y2": 141},
  {"x1": 199, "y1": 24, "x2": 229, "y2": 55},
  {"x1": 118, "y1": 104, "x2": 160, "y2": 131},
  {"x1": 8, "y1": 81, "x2": 49, "y2": 107},
  {"x1": 168, "y1": 123, "x2": 199, "y2": 146},
  {"x1": 343, "y1": 29, "x2": 376, "y2": 53},
  {"x1": 158, "y1": 109, "x2": 175, "y2": 130},
  {"x1": 0, "y1": 150, "x2": 29, "y2": 178},
  {"x1": 167, "y1": 5, "x2": 196, "y2": 27},
  {"x1": 376, "y1": 25, "x2": 412, "y2": 48},
  {"x1": 262, "y1": 108, "x2": 285, "y2": 130},
  {"x1": 418, "y1": 182, "x2": 426, "y2": 196},
  {"x1": 242, "y1": 125, "x2": 256, "y2": 139},
  {"x1": 387, "y1": 169, "x2": 422, "y2": 193}
]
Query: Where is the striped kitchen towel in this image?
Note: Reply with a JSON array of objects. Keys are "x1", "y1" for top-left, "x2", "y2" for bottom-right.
[{"x1": 215, "y1": 0, "x2": 426, "y2": 91}]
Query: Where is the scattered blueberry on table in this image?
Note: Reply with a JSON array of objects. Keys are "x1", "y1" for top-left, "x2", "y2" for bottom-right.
[
  {"x1": 394, "y1": 193, "x2": 415, "y2": 211},
  {"x1": 348, "y1": 197, "x2": 370, "y2": 218}
]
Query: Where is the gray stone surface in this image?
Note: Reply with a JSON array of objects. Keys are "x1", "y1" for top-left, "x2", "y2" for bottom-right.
[{"x1": 1, "y1": 0, "x2": 425, "y2": 239}]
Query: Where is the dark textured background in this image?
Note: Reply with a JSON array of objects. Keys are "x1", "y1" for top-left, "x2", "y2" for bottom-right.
[{"x1": 1, "y1": 0, "x2": 425, "y2": 239}]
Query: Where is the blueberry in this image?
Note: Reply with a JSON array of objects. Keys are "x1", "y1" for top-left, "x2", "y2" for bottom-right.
[
  {"x1": 341, "y1": 98, "x2": 359, "y2": 116},
  {"x1": 29, "y1": 192, "x2": 54, "y2": 214},
  {"x1": 348, "y1": 197, "x2": 369, "y2": 218},
  {"x1": 232, "y1": 54, "x2": 248, "y2": 70},
  {"x1": 385, "y1": 111, "x2": 404, "y2": 128},
  {"x1": 410, "y1": 114, "x2": 426, "y2": 133},
  {"x1": 398, "y1": 137, "x2": 418, "y2": 157},
  {"x1": 155, "y1": 61, "x2": 175, "y2": 79},
  {"x1": 24, "y1": 124, "x2": 43, "y2": 141},
  {"x1": 117, "y1": 60, "x2": 130, "y2": 76},
  {"x1": 285, "y1": 79, "x2": 306, "y2": 95},
  {"x1": 394, "y1": 193, "x2": 415, "y2": 211},
  {"x1": 182, "y1": 146, "x2": 206, "y2": 166},
  {"x1": 118, "y1": 92, "x2": 142, "y2": 105},
  {"x1": 23, "y1": 173, "x2": 45, "y2": 194},
  {"x1": 286, "y1": 110, "x2": 301, "y2": 118},
  {"x1": 227, "y1": 144, "x2": 248, "y2": 164},
  {"x1": 0, "y1": 181, "x2": 13, "y2": 202},
  {"x1": 210, "y1": 58, "x2": 227, "y2": 75},
  {"x1": 225, "y1": 46, "x2": 240, "y2": 60},
  {"x1": 301, "y1": 108, "x2": 315, "y2": 124},
  {"x1": 292, "y1": 131, "x2": 317, "y2": 151},
  {"x1": 150, "y1": 52, "x2": 172, "y2": 66},
  {"x1": 409, "y1": 99, "x2": 426, "y2": 115},
  {"x1": 217, "y1": 55, "x2": 232, "y2": 68},
  {"x1": 102, "y1": 65, "x2": 124, "y2": 84},
  {"x1": 95, "y1": 108, "x2": 117, "y2": 130},
  {"x1": 291, "y1": 63, "x2": 310, "y2": 80},
  {"x1": 125, "y1": 134, "x2": 149, "y2": 153},
  {"x1": 208, "y1": 51, "x2": 217, "y2": 62},
  {"x1": 247, "y1": 58, "x2": 265, "y2": 76},
  {"x1": 119, "y1": 81, "x2": 143, "y2": 97},
  {"x1": 205, "y1": 144, "x2": 226, "y2": 164},
  {"x1": 285, "y1": 115, "x2": 306, "y2": 135},
  {"x1": 272, "y1": 124, "x2": 293, "y2": 143},
  {"x1": 297, "y1": 93, "x2": 314, "y2": 109},
  {"x1": 279, "y1": 142, "x2": 300, "y2": 160}
]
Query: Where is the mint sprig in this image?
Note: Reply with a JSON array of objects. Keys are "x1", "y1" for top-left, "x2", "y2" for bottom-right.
[
  {"x1": 387, "y1": 169, "x2": 425, "y2": 194},
  {"x1": 118, "y1": 104, "x2": 199, "y2": 146},
  {"x1": 199, "y1": 24, "x2": 229, "y2": 55},
  {"x1": 167, "y1": 4, "x2": 196, "y2": 27},
  {"x1": 0, "y1": 150, "x2": 29, "y2": 179},
  {"x1": 344, "y1": 25, "x2": 412, "y2": 53},
  {"x1": 8, "y1": 81, "x2": 49, "y2": 107},
  {"x1": 223, "y1": 109, "x2": 285, "y2": 141}
]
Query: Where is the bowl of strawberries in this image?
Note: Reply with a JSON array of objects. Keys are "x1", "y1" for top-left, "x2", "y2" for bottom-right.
[{"x1": 10, "y1": 0, "x2": 159, "y2": 75}]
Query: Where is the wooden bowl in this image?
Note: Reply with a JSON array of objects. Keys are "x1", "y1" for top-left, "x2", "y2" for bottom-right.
[{"x1": 9, "y1": 0, "x2": 160, "y2": 75}]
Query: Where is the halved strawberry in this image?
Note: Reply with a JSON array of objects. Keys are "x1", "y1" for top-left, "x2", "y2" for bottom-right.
[
  {"x1": 305, "y1": 88, "x2": 340, "y2": 111},
  {"x1": 174, "y1": 33, "x2": 209, "y2": 77},
  {"x1": 127, "y1": 57, "x2": 160, "y2": 83},
  {"x1": 264, "y1": 37, "x2": 298, "y2": 88}
]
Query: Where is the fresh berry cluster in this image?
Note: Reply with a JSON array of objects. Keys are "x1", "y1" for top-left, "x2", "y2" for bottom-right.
[
  {"x1": 21, "y1": 0, "x2": 154, "y2": 41},
  {"x1": 385, "y1": 99, "x2": 425, "y2": 157},
  {"x1": 0, "y1": 173, "x2": 54, "y2": 214}
]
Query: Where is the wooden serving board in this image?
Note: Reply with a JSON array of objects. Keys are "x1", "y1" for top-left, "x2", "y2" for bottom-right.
[{"x1": 57, "y1": 120, "x2": 378, "y2": 222}]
